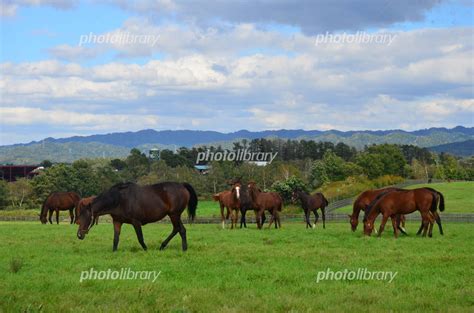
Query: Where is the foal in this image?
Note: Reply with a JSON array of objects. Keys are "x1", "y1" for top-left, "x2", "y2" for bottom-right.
[{"x1": 292, "y1": 190, "x2": 328, "y2": 229}]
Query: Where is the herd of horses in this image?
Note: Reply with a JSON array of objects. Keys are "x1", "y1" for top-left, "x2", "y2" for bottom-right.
[{"x1": 39, "y1": 180, "x2": 445, "y2": 251}]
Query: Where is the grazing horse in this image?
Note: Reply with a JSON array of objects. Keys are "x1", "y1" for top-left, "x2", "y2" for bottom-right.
[
  {"x1": 363, "y1": 188, "x2": 444, "y2": 238},
  {"x1": 75, "y1": 196, "x2": 98, "y2": 225},
  {"x1": 77, "y1": 182, "x2": 197, "y2": 252},
  {"x1": 292, "y1": 190, "x2": 328, "y2": 229},
  {"x1": 40, "y1": 192, "x2": 80, "y2": 224},
  {"x1": 248, "y1": 182, "x2": 282, "y2": 229},
  {"x1": 348, "y1": 187, "x2": 407, "y2": 233}
]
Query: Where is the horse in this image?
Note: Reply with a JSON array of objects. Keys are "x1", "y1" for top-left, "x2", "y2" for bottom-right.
[
  {"x1": 213, "y1": 183, "x2": 241, "y2": 229},
  {"x1": 76, "y1": 182, "x2": 197, "y2": 252},
  {"x1": 40, "y1": 192, "x2": 80, "y2": 224},
  {"x1": 226, "y1": 182, "x2": 243, "y2": 229},
  {"x1": 348, "y1": 187, "x2": 407, "y2": 233},
  {"x1": 292, "y1": 190, "x2": 328, "y2": 229},
  {"x1": 248, "y1": 182, "x2": 282, "y2": 229},
  {"x1": 363, "y1": 188, "x2": 444, "y2": 238},
  {"x1": 75, "y1": 196, "x2": 98, "y2": 225},
  {"x1": 239, "y1": 183, "x2": 266, "y2": 228}
]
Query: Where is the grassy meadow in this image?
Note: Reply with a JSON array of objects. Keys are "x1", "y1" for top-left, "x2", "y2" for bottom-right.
[{"x1": 1, "y1": 221, "x2": 473, "y2": 312}]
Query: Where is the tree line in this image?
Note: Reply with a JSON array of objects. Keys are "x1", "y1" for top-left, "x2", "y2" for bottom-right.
[{"x1": 0, "y1": 140, "x2": 472, "y2": 210}]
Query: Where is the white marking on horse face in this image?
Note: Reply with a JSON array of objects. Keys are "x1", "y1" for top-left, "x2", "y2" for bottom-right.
[{"x1": 235, "y1": 186, "x2": 240, "y2": 199}]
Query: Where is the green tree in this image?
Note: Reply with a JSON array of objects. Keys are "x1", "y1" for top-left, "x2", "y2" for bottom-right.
[{"x1": 0, "y1": 180, "x2": 9, "y2": 209}]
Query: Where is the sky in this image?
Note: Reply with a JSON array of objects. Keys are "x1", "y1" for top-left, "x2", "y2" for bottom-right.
[{"x1": 0, "y1": 0, "x2": 473, "y2": 145}]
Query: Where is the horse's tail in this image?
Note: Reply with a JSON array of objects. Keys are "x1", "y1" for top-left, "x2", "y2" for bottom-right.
[
  {"x1": 424, "y1": 187, "x2": 445, "y2": 212},
  {"x1": 437, "y1": 191, "x2": 445, "y2": 212},
  {"x1": 183, "y1": 183, "x2": 198, "y2": 221},
  {"x1": 321, "y1": 193, "x2": 329, "y2": 207}
]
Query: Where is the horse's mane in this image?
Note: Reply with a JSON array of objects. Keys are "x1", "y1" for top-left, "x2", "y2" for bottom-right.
[{"x1": 111, "y1": 182, "x2": 135, "y2": 190}]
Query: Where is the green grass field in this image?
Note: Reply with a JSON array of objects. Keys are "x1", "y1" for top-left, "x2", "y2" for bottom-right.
[{"x1": 1, "y1": 221, "x2": 473, "y2": 312}]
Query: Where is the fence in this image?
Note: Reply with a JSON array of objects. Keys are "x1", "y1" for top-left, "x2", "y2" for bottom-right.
[{"x1": 2, "y1": 179, "x2": 471, "y2": 223}]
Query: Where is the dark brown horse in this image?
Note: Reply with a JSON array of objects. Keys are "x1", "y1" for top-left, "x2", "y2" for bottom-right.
[
  {"x1": 348, "y1": 187, "x2": 406, "y2": 232},
  {"x1": 248, "y1": 182, "x2": 282, "y2": 229},
  {"x1": 239, "y1": 183, "x2": 266, "y2": 228},
  {"x1": 40, "y1": 192, "x2": 80, "y2": 224},
  {"x1": 363, "y1": 188, "x2": 444, "y2": 238},
  {"x1": 75, "y1": 196, "x2": 98, "y2": 225},
  {"x1": 292, "y1": 190, "x2": 328, "y2": 229},
  {"x1": 77, "y1": 182, "x2": 197, "y2": 252}
]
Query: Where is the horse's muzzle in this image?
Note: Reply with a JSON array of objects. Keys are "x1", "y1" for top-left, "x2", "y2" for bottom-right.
[{"x1": 77, "y1": 231, "x2": 86, "y2": 240}]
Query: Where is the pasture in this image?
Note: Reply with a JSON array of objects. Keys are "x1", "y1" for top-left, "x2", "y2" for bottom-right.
[{"x1": 1, "y1": 221, "x2": 473, "y2": 312}]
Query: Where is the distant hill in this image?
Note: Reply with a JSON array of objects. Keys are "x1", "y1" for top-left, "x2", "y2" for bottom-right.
[
  {"x1": 428, "y1": 140, "x2": 474, "y2": 157},
  {"x1": 1, "y1": 126, "x2": 472, "y2": 164}
]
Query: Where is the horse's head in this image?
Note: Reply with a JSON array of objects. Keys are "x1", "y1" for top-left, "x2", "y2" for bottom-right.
[
  {"x1": 348, "y1": 214, "x2": 358, "y2": 232},
  {"x1": 291, "y1": 190, "x2": 301, "y2": 204},
  {"x1": 76, "y1": 203, "x2": 94, "y2": 240},
  {"x1": 231, "y1": 182, "x2": 241, "y2": 200},
  {"x1": 363, "y1": 217, "x2": 374, "y2": 236},
  {"x1": 39, "y1": 213, "x2": 47, "y2": 224},
  {"x1": 77, "y1": 186, "x2": 123, "y2": 240}
]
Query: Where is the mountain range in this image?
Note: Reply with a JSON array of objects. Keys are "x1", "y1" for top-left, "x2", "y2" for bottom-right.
[{"x1": 1, "y1": 126, "x2": 472, "y2": 164}]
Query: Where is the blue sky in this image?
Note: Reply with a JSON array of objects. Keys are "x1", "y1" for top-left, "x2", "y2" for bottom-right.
[{"x1": 0, "y1": 0, "x2": 473, "y2": 145}]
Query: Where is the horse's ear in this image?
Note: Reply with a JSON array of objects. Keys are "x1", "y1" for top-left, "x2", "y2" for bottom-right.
[{"x1": 347, "y1": 214, "x2": 352, "y2": 219}]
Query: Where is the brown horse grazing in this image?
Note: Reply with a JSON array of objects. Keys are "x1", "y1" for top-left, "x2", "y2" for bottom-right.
[
  {"x1": 292, "y1": 190, "x2": 328, "y2": 229},
  {"x1": 77, "y1": 182, "x2": 197, "y2": 252},
  {"x1": 75, "y1": 196, "x2": 98, "y2": 225},
  {"x1": 363, "y1": 188, "x2": 444, "y2": 238},
  {"x1": 348, "y1": 187, "x2": 407, "y2": 233},
  {"x1": 40, "y1": 192, "x2": 80, "y2": 224},
  {"x1": 248, "y1": 182, "x2": 282, "y2": 229}
]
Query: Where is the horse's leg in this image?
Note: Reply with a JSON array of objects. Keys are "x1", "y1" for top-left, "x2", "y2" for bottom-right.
[
  {"x1": 314, "y1": 210, "x2": 319, "y2": 228},
  {"x1": 377, "y1": 214, "x2": 390, "y2": 237},
  {"x1": 132, "y1": 222, "x2": 147, "y2": 251},
  {"x1": 433, "y1": 211, "x2": 443, "y2": 235},
  {"x1": 112, "y1": 220, "x2": 122, "y2": 252},
  {"x1": 95, "y1": 216, "x2": 99, "y2": 225},
  {"x1": 428, "y1": 213, "x2": 435, "y2": 238},
  {"x1": 240, "y1": 209, "x2": 245, "y2": 228},
  {"x1": 256, "y1": 210, "x2": 263, "y2": 229},
  {"x1": 416, "y1": 221, "x2": 424, "y2": 236},
  {"x1": 267, "y1": 210, "x2": 274, "y2": 229},
  {"x1": 178, "y1": 219, "x2": 187, "y2": 251},
  {"x1": 321, "y1": 207, "x2": 326, "y2": 229},
  {"x1": 390, "y1": 216, "x2": 399, "y2": 238},
  {"x1": 160, "y1": 215, "x2": 180, "y2": 250},
  {"x1": 274, "y1": 210, "x2": 280, "y2": 229},
  {"x1": 48, "y1": 209, "x2": 53, "y2": 224},
  {"x1": 234, "y1": 209, "x2": 239, "y2": 229},
  {"x1": 420, "y1": 212, "x2": 429, "y2": 237},
  {"x1": 55, "y1": 209, "x2": 59, "y2": 224},
  {"x1": 69, "y1": 208, "x2": 74, "y2": 224},
  {"x1": 397, "y1": 215, "x2": 408, "y2": 235},
  {"x1": 220, "y1": 204, "x2": 225, "y2": 229},
  {"x1": 305, "y1": 209, "x2": 311, "y2": 228}
]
